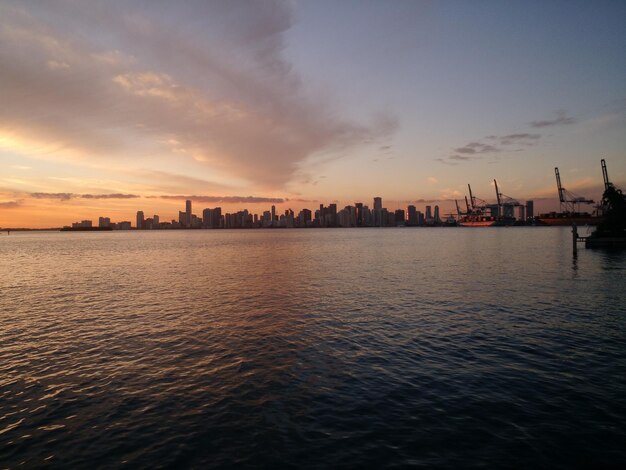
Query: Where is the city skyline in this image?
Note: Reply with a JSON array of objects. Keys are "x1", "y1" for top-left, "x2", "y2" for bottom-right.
[
  {"x1": 64, "y1": 196, "x2": 463, "y2": 230},
  {"x1": 1, "y1": 0, "x2": 625, "y2": 228}
]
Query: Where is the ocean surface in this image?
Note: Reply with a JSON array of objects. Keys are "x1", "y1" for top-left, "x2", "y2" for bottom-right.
[{"x1": 1, "y1": 227, "x2": 625, "y2": 469}]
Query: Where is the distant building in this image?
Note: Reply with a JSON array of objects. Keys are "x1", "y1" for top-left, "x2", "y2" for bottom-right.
[
  {"x1": 298, "y1": 208, "x2": 312, "y2": 227},
  {"x1": 374, "y1": 197, "x2": 382, "y2": 226},
  {"x1": 407, "y1": 205, "x2": 418, "y2": 226},
  {"x1": 355, "y1": 202, "x2": 363, "y2": 226},
  {"x1": 136, "y1": 211, "x2": 144, "y2": 229},
  {"x1": 434, "y1": 205, "x2": 441, "y2": 224},
  {"x1": 72, "y1": 220, "x2": 92, "y2": 228},
  {"x1": 425, "y1": 205, "x2": 434, "y2": 225},
  {"x1": 395, "y1": 209, "x2": 405, "y2": 226},
  {"x1": 526, "y1": 200, "x2": 534, "y2": 220},
  {"x1": 98, "y1": 217, "x2": 111, "y2": 228},
  {"x1": 186, "y1": 200, "x2": 192, "y2": 228}
]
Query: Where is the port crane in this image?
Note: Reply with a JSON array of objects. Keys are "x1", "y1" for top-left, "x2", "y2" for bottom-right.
[
  {"x1": 555, "y1": 167, "x2": 594, "y2": 213},
  {"x1": 494, "y1": 179, "x2": 523, "y2": 218},
  {"x1": 599, "y1": 158, "x2": 625, "y2": 212}
]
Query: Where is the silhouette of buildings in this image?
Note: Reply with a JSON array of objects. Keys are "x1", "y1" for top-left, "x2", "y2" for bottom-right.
[{"x1": 66, "y1": 197, "x2": 536, "y2": 231}]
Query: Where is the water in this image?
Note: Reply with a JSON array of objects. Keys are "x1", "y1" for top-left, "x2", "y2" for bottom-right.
[{"x1": 1, "y1": 228, "x2": 625, "y2": 468}]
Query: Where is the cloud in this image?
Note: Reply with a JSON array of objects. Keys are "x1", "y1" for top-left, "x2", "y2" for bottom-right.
[
  {"x1": 447, "y1": 131, "x2": 543, "y2": 165},
  {"x1": 80, "y1": 193, "x2": 140, "y2": 199},
  {"x1": 0, "y1": 1, "x2": 396, "y2": 189},
  {"x1": 454, "y1": 142, "x2": 500, "y2": 155},
  {"x1": 159, "y1": 195, "x2": 285, "y2": 204},
  {"x1": 29, "y1": 192, "x2": 139, "y2": 200},
  {"x1": 496, "y1": 133, "x2": 541, "y2": 145},
  {"x1": 435, "y1": 158, "x2": 458, "y2": 166},
  {"x1": 30, "y1": 192, "x2": 74, "y2": 201},
  {"x1": 0, "y1": 200, "x2": 21, "y2": 208},
  {"x1": 530, "y1": 110, "x2": 576, "y2": 128}
]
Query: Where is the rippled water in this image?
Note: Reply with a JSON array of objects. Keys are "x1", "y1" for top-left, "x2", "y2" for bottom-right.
[{"x1": 1, "y1": 228, "x2": 625, "y2": 468}]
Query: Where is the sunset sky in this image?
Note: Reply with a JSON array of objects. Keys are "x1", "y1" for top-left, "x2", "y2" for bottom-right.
[{"x1": 1, "y1": 0, "x2": 625, "y2": 228}]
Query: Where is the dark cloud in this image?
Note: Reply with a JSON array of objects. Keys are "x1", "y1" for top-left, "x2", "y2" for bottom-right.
[
  {"x1": 159, "y1": 195, "x2": 286, "y2": 204},
  {"x1": 454, "y1": 142, "x2": 500, "y2": 155},
  {"x1": 285, "y1": 198, "x2": 319, "y2": 203},
  {"x1": 449, "y1": 131, "x2": 543, "y2": 164},
  {"x1": 30, "y1": 192, "x2": 74, "y2": 201},
  {"x1": 435, "y1": 158, "x2": 459, "y2": 166},
  {"x1": 530, "y1": 111, "x2": 576, "y2": 128},
  {"x1": 80, "y1": 193, "x2": 139, "y2": 199},
  {"x1": 0, "y1": 200, "x2": 22, "y2": 208},
  {"x1": 29, "y1": 192, "x2": 139, "y2": 200}
]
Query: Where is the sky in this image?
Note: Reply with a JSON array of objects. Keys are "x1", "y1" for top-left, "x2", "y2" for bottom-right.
[{"x1": 1, "y1": 0, "x2": 625, "y2": 228}]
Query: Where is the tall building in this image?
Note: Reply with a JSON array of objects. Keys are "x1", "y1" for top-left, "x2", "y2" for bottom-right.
[
  {"x1": 395, "y1": 209, "x2": 405, "y2": 226},
  {"x1": 136, "y1": 211, "x2": 144, "y2": 230},
  {"x1": 185, "y1": 200, "x2": 192, "y2": 228},
  {"x1": 98, "y1": 217, "x2": 111, "y2": 228},
  {"x1": 434, "y1": 205, "x2": 441, "y2": 224},
  {"x1": 271, "y1": 205, "x2": 276, "y2": 226},
  {"x1": 526, "y1": 200, "x2": 534, "y2": 220},
  {"x1": 374, "y1": 197, "x2": 382, "y2": 227},
  {"x1": 355, "y1": 202, "x2": 363, "y2": 226},
  {"x1": 407, "y1": 205, "x2": 418, "y2": 226},
  {"x1": 425, "y1": 205, "x2": 432, "y2": 222}
]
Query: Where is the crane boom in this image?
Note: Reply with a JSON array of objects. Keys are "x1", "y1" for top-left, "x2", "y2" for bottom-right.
[
  {"x1": 601, "y1": 158, "x2": 610, "y2": 190},
  {"x1": 494, "y1": 179, "x2": 502, "y2": 206},
  {"x1": 465, "y1": 196, "x2": 471, "y2": 213},
  {"x1": 468, "y1": 184, "x2": 475, "y2": 209},
  {"x1": 455, "y1": 200, "x2": 461, "y2": 216},
  {"x1": 555, "y1": 167, "x2": 565, "y2": 203}
]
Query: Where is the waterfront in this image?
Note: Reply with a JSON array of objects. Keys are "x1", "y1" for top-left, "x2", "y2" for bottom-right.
[{"x1": 1, "y1": 228, "x2": 625, "y2": 468}]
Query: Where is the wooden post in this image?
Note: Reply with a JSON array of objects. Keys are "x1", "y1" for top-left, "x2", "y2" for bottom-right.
[{"x1": 572, "y1": 224, "x2": 578, "y2": 255}]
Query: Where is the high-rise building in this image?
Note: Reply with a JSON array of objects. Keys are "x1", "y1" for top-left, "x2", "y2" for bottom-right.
[
  {"x1": 374, "y1": 197, "x2": 382, "y2": 226},
  {"x1": 271, "y1": 205, "x2": 276, "y2": 226},
  {"x1": 153, "y1": 215, "x2": 159, "y2": 227},
  {"x1": 526, "y1": 200, "x2": 534, "y2": 220},
  {"x1": 395, "y1": 209, "x2": 405, "y2": 226},
  {"x1": 434, "y1": 205, "x2": 441, "y2": 224},
  {"x1": 355, "y1": 202, "x2": 363, "y2": 226},
  {"x1": 185, "y1": 200, "x2": 192, "y2": 228},
  {"x1": 98, "y1": 217, "x2": 111, "y2": 228},
  {"x1": 136, "y1": 211, "x2": 144, "y2": 229},
  {"x1": 407, "y1": 205, "x2": 418, "y2": 226},
  {"x1": 425, "y1": 205, "x2": 432, "y2": 223}
]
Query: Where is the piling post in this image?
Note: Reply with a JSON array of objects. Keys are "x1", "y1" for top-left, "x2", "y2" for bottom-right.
[{"x1": 572, "y1": 224, "x2": 578, "y2": 255}]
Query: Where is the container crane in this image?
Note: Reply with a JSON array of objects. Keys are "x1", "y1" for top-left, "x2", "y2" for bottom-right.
[{"x1": 554, "y1": 167, "x2": 594, "y2": 213}]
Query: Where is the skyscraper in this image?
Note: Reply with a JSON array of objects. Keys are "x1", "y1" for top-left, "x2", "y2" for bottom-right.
[
  {"x1": 407, "y1": 205, "x2": 417, "y2": 226},
  {"x1": 136, "y1": 211, "x2": 144, "y2": 230},
  {"x1": 526, "y1": 201, "x2": 534, "y2": 220},
  {"x1": 434, "y1": 205, "x2": 441, "y2": 224},
  {"x1": 374, "y1": 197, "x2": 382, "y2": 227},
  {"x1": 186, "y1": 200, "x2": 192, "y2": 228}
]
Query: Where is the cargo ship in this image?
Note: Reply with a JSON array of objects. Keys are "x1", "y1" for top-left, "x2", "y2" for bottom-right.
[
  {"x1": 458, "y1": 214, "x2": 516, "y2": 227},
  {"x1": 535, "y1": 211, "x2": 602, "y2": 226},
  {"x1": 456, "y1": 180, "x2": 520, "y2": 227},
  {"x1": 536, "y1": 167, "x2": 603, "y2": 226}
]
